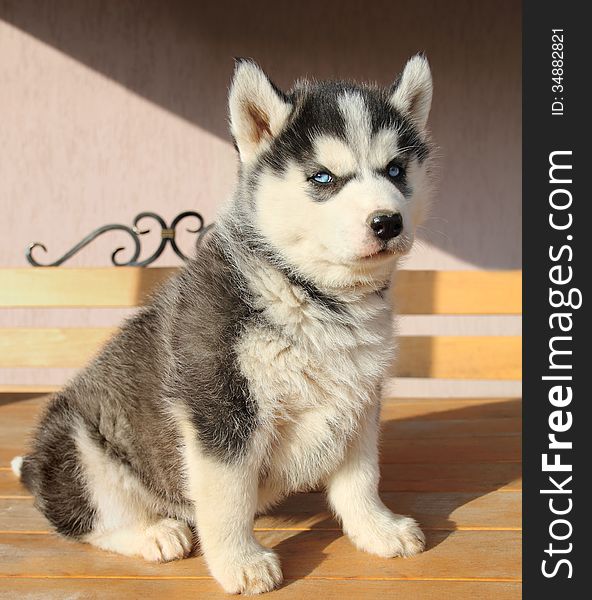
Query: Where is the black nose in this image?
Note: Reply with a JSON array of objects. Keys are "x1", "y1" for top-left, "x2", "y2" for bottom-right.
[{"x1": 368, "y1": 212, "x2": 403, "y2": 241}]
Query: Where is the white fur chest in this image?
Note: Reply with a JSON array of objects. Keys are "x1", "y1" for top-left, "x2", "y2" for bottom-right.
[{"x1": 235, "y1": 271, "x2": 394, "y2": 496}]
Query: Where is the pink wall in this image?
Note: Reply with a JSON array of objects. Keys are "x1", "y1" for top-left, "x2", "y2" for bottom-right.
[{"x1": 1, "y1": 0, "x2": 521, "y2": 270}]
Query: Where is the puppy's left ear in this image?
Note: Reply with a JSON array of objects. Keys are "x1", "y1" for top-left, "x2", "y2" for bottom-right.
[
  {"x1": 389, "y1": 54, "x2": 433, "y2": 130},
  {"x1": 229, "y1": 59, "x2": 293, "y2": 163}
]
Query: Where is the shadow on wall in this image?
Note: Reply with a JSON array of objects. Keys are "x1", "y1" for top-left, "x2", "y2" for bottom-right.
[{"x1": 1, "y1": 0, "x2": 522, "y2": 269}]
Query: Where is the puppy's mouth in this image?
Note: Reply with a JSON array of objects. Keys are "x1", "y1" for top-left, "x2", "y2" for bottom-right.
[
  {"x1": 359, "y1": 235, "x2": 413, "y2": 261},
  {"x1": 360, "y1": 247, "x2": 394, "y2": 261}
]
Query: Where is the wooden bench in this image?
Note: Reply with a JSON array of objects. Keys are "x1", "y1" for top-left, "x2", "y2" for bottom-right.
[{"x1": 0, "y1": 268, "x2": 522, "y2": 599}]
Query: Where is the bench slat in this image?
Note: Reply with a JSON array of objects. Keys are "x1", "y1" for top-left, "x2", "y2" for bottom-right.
[
  {"x1": 0, "y1": 328, "x2": 114, "y2": 368},
  {"x1": 396, "y1": 336, "x2": 522, "y2": 379},
  {"x1": 392, "y1": 270, "x2": 521, "y2": 315},
  {"x1": 0, "y1": 329, "x2": 521, "y2": 379},
  {"x1": 0, "y1": 268, "x2": 175, "y2": 308},
  {"x1": 0, "y1": 385, "x2": 60, "y2": 394},
  {"x1": 0, "y1": 268, "x2": 522, "y2": 314}
]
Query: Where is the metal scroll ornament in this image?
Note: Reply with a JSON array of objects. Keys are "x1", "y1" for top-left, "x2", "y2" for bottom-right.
[{"x1": 26, "y1": 211, "x2": 213, "y2": 267}]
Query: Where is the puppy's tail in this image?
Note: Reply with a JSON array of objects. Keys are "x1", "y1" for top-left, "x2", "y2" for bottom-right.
[
  {"x1": 11, "y1": 456, "x2": 23, "y2": 477},
  {"x1": 11, "y1": 455, "x2": 36, "y2": 492}
]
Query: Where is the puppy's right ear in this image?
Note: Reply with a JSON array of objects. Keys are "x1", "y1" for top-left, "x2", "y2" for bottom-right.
[
  {"x1": 389, "y1": 54, "x2": 433, "y2": 130},
  {"x1": 229, "y1": 59, "x2": 293, "y2": 164}
]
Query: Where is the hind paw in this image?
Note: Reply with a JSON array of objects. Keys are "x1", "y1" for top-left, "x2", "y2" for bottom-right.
[{"x1": 141, "y1": 519, "x2": 194, "y2": 562}]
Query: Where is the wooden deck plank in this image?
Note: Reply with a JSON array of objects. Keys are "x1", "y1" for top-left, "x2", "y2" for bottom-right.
[
  {"x1": 0, "y1": 431, "x2": 521, "y2": 467},
  {"x1": 382, "y1": 417, "x2": 520, "y2": 438},
  {"x1": 0, "y1": 463, "x2": 522, "y2": 496},
  {"x1": 0, "y1": 394, "x2": 522, "y2": 420},
  {"x1": 264, "y1": 491, "x2": 521, "y2": 531},
  {"x1": 0, "y1": 401, "x2": 521, "y2": 444},
  {"x1": 0, "y1": 578, "x2": 522, "y2": 599},
  {"x1": 0, "y1": 393, "x2": 521, "y2": 596},
  {"x1": 379, "y1": 436, "x2": 520, "y2": 464},
  {"x1": 0, "y1": 530, "x2": 521, "y2": 580},
  {"x1": 0, "y1": 395, "x2": 522, "y2": 467},
  {"x1": 0, "y1": 414, "x2": 522, "y2": 444},
  {"x1": 0, "y1": 395, "x2": 522, "y2": 427},
  {"x1": 0, "y1": 490, "x2": 521, "y2": 533},
  {"x1": 382, "y1": 397, "x2": 521, "y2": 420},
  {"x1": 378, "y1": 463, "x2": 521, "y2": 492}
]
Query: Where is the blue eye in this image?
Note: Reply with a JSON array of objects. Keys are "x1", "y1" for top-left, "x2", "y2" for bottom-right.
[
  {"x1": 387, "y1": 163, "x2": 403, "y2": 179},
  {"x1": 311, "y1": 171, "x2": 333, "y2": 184}
]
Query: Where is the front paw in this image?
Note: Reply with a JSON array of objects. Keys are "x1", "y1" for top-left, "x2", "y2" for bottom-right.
[
  {"x1": 209, "y1": 545, "x2": 283, "y2": 595},
  {"x1": 347, "y1": 513, "x2": 426, "y2": 558}
]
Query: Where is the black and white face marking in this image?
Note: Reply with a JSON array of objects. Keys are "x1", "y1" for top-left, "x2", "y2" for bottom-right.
[
  {"x1": 303, "y1": 146, "x2": 412, "y2": 204},
  {"x1": 228, "y1": 55, "x2": 434, "y2": 289}
]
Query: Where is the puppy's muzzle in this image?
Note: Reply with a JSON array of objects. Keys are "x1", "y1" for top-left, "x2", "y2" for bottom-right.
[{"x1": 367, "y1": 211, "x2": 403, "y2": 241}]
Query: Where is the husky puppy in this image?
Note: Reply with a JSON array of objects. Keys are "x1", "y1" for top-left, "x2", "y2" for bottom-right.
[{"x1": 13, "y1": 55, "x2": 434, "y2": 594}]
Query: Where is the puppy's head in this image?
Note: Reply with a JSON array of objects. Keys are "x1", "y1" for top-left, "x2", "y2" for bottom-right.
[{"x1": 228, "y1": 56, "x2": 434, "y2": 290}]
